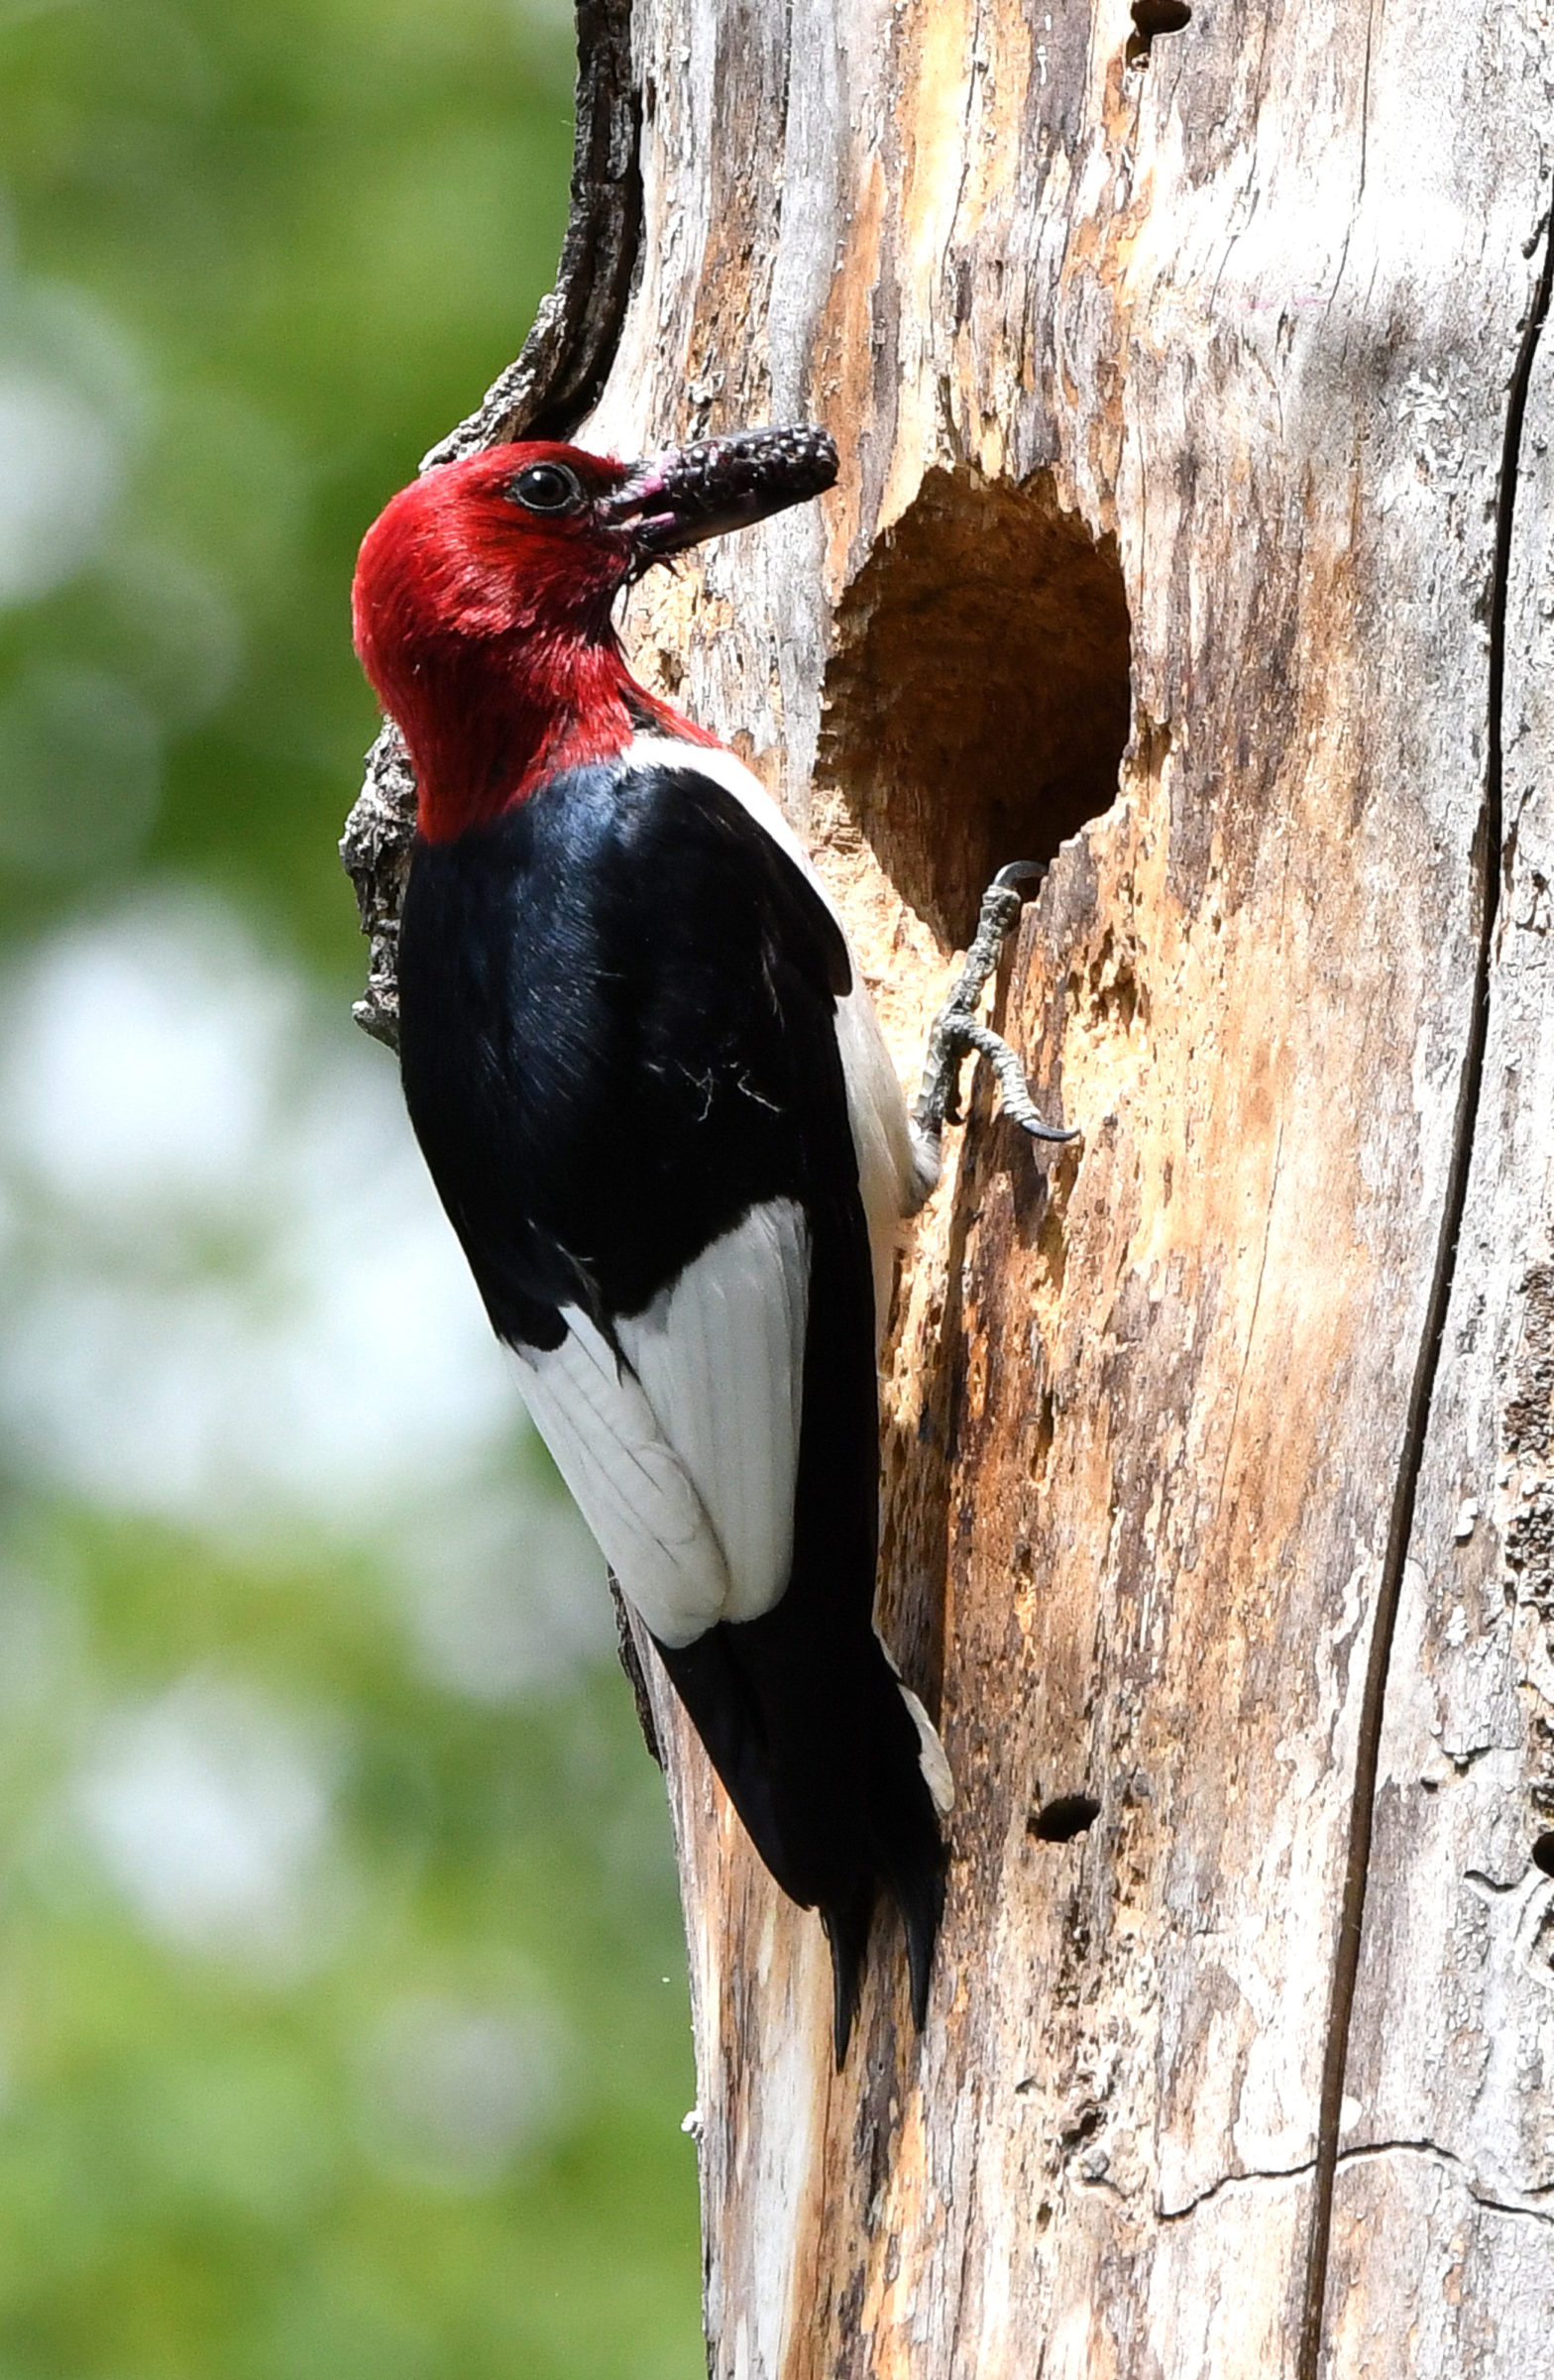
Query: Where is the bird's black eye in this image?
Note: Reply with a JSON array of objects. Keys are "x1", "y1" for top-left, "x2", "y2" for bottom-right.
[{"x1": 506, "y1": 462, "x2": 584, "y2": 515}]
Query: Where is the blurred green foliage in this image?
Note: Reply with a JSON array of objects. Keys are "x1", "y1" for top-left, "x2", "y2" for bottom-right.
[
  {"x1": 0, "y1": 0, "x2": 579, "y2": 969},
  {"x1": 0, "y1": 5, "x2": 702, "y2": 2374}
]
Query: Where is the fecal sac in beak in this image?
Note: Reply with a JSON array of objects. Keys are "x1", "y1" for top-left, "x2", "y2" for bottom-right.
[{"x1": 603, "y1": 424, "x2": 838, "y2": 556}]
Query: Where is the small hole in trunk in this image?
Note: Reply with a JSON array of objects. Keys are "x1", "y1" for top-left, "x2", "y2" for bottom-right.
[{"x1": 1031, "y1": 1793, "x2": 1101, "y2": 1843}]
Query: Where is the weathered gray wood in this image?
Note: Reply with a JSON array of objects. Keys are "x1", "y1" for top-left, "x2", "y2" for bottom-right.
[
  {"x1": 1318, "y1": 231, "x2": 1554, "y2": 2372},
  {"x1": 344, "y1": 0, "x2": 1554, "y2": 2366}
]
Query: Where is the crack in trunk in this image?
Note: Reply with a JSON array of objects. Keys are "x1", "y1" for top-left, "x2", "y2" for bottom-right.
[
  {"x1": 1296, "y1": 199, "x2": 1554, "y2": 2380},
  {"x1": 1158, "y1": 2160, "x2": 1317, "y2": 2225},
  {"x1": 1335, "y1": 2139, "x2": 1554, "y2": 2227}
]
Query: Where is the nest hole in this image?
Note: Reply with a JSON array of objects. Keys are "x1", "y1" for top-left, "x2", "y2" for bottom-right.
[
  {"x1": 819, "y1": 468, "x2": 1132, "y2": 946},
  {"x1": 1533, "y1": 1831, "x2": 1554, "y2": 1879}
]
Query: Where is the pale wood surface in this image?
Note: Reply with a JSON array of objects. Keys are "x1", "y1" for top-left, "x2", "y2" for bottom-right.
[
  {"x1": 1319, "y1": 229, "x2": 1554, "y2": 2371},
  {"x1": 344, "y1": 0, "x2": 1554, "y2": 2367}
]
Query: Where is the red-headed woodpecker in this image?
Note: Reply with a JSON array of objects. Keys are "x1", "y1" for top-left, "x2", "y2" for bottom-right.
[{"x1": 352, "y1": 425, "x2": 1030, "y2": 2058}]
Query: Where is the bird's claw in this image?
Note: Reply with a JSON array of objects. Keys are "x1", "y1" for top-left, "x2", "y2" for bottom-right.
[{"x1": 912, "y1": 861, "x2": 1079, "y2": 1171}]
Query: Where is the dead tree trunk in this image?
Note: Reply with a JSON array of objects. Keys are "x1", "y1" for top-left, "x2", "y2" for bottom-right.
[{"x1": 346, "y1": 1, "x2": 1554, "y2": 2369}]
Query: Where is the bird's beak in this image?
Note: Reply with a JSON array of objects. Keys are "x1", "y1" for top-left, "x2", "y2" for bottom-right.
[{"x1": 600, "y1": 425, "x2": 837, "y2": 558}]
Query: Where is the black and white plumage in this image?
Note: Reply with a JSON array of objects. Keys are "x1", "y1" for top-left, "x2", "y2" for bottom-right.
[{"x1": 353, "y1": 432, "x2": 951, "y2": 2056}]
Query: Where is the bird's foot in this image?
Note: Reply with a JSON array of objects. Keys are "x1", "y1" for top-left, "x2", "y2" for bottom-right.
[{"x1": 910, "y1": 861, "x2": 1078, "y2": 1195}]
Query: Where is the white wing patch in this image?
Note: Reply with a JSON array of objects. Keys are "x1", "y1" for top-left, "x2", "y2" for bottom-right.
[
  {"x1": 508, "y1": 1306, "x2": 727, "y2": 1647},
  {"x1": 626, "y1": 734, "x2": 927, "y2": 1338},
  {"x1": 617, "y1": 1198, "x2": 808, "y2": 1626},
  {"x1": 507, "y1": 1198, "x2": 809, "y2": 1647}
]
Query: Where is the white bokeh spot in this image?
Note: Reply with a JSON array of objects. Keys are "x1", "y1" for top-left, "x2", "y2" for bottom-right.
[
  {"x1": 75, "y1": 1674, "x2": 342, "y2": 1975},
  {"x1": 0, "y1": 366, "x2": 123, "y2": 606},
  {"x1": 0, "y1": 888, "x2": 521, "y2": 1534},
  {"x1": 358, "y1": 1988, "x2": 571, "y2": 2189}
]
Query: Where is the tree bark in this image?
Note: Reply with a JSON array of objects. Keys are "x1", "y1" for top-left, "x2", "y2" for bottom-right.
[{"x1": 345, "y1": 1, "x2": 1554, "y2": 2369}]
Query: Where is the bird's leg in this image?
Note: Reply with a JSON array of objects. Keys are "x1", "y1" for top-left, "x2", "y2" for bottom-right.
[{"x1": 911, "y1": 861, "x2": 1078, "y2": 1198}]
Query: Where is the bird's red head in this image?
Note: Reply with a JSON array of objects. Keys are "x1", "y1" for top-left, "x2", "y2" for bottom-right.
[{"x1": 352, "y1": 426, "x2": 836, "y2": 842}]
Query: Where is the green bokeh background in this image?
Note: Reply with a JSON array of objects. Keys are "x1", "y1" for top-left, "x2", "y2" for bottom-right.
[{"x1": 0, "y1": 5, "x2": 702, "y2": 2373}]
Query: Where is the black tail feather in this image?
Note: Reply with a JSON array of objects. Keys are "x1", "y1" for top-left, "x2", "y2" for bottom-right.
[
  {"x1": 658, "y1": 1613, "x2": 947, "y2": 2059},
  {"x1": 821, "y1": 1822, "x2": 946, "y2": 2063},
  {"x1": 647, "y1": 1106, "x2": 951, "y2": 2059},
  {"x1": 893, "y1": 1838, "x2": 946, "y2": 2033},
  {"x1": 820, "y1": 1885, "x2": 874, "y2": 2066}
]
